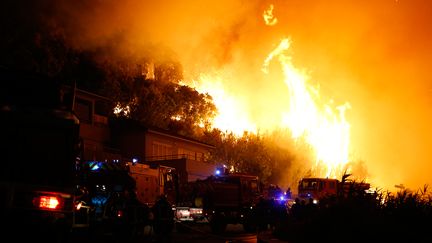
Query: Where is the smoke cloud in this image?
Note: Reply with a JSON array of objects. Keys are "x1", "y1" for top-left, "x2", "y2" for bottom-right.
[{"x1": 10, "y1": 0, "x2": 432, "y2": 191}]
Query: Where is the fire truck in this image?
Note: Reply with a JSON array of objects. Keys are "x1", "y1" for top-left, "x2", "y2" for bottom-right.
[
  {"x1": 77, "y1": 159, "x2": 177, "y2": 238},
  {"x1": 297, "y1": 176, "x2": 371, "y2": 204},
  {"x1": 0, "y1": 69, "x2": 87, "y2": 242},
  {"x1": 175, "y1": 167, "x2": 263, "y2": 233},
  {"x1": 80, "y1": 160, "x2": 264, "y2": 234}
]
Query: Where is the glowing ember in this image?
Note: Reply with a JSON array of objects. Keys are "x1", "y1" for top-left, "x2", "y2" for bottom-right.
[{"x1": 113, "y1": 102, "x2": 131, "y2": 117}]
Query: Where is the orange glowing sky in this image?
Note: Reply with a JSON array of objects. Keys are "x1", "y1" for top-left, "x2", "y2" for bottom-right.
[{"x1": 58, "y1": 0, "x2": 432, "y2": 191}]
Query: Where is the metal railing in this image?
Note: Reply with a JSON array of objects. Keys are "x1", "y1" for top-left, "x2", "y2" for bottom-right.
[{"x1": 145, "y1": 154, "x2": 205, "y2": 162}]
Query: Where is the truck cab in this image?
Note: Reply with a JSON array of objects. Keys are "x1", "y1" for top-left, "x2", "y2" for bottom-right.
[
  {"x1": 297, "y1": 177, "x2": 371, "y2": 204},
  {"x1": 297, "y1": 177, "x2": 339, "y2": 203},
  {"x1": 176, "y1": 168, "x2": 262, "y2": 232}
]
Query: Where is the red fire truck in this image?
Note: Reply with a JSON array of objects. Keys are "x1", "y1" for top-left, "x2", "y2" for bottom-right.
[
  {"x1": 0, "y1": 69, "x2": 87, "y2": 242},
  {"x1": 80, "y1": 160, "x2": 265, "y2": 234},
  {"x1": 297, "y1": 176, "x2": 371, "y2": 204},
  {"x1": 77, "y1": 159, "x2": 177, "y2": 239},
  {"x1": 175, "y1": 167, "x2": 263, "y2": 233}
]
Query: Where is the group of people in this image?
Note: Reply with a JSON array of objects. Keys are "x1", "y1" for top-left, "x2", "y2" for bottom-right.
[
  {"x1": 265, "y1": 184, "x2": 293, "y2": 201},
  {"x1": 255, "y1": 184, "x2": 322, "y2": 228},
  {"x1": 255, "y1": 185, "x2": 292, "y2": 232},
  {"x1": 290, "y1": 197, "x2": 318, "y2": 221},
  {"x1": 104, "y1": 190, "x2": 174, "y2": 242}
]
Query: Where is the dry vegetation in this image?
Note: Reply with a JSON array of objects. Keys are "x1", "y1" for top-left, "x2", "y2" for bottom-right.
[{"x1": 273, "y1": 183, "x2": 432, "y2": 243}]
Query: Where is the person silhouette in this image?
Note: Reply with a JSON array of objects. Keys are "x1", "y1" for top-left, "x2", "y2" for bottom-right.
[
  {"x1": 285, "y1": 187, "x2": 292, "y2": 199},
  {"x1": 152, "y1": 195, "x2": 174, "y2": 242}
]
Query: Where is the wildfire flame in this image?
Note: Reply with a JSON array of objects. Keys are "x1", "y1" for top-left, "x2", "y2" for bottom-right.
[
  {"x1": 188, "y1": 37, "x2": 351, "y2": 178},
  {"x1": 113, "y1": 102, "x2": 131, "y2": 117},
  {"x1": 182, "y1": 4, "x2": 351, "y2": 179},
  {"x1": 263, "y1": 38, "x2": 351, "y2": 178},
  {"x1": 263, "y1": 4, "x2": 278, "y2": 26},
  {"x1": 190, "y1": 74, "x2": 257, "y2": 136}
]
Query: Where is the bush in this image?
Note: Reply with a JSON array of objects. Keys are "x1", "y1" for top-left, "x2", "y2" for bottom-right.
[{"x1": 273, "y1": 184, "x2": 432, "y2": 243}]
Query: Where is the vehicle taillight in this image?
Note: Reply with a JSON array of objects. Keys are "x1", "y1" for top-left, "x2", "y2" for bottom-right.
[
  {"x1": 117, "y1": 210, "x2": 123, "y2": 217},
  {"x1": 33, "y1": 195, "x2": 62, "y2": 210}
]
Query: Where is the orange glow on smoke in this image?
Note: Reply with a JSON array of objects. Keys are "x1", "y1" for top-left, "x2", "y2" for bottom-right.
[
  {"x1": 59, "y1": 0, "x2": 432, "y2": 190},
  {"x1": 186, "y1": 5, "x2": 351, "y2": 178}
]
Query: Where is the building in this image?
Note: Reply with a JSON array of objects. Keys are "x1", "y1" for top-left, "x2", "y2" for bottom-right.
[
  {"x1": 73, "y1": 88, "x2": 216, "y2": 183},
  {"x1": 73, "y1": 89, "x2": 120, "y2": 162},
  {"x1": 111, "y1": 119, "x2": 216, "y2": 183}
]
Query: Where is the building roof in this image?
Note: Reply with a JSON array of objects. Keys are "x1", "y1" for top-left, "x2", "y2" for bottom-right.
[{"x1": 111, "y1": 118, "x2": 215, "y2": 149}]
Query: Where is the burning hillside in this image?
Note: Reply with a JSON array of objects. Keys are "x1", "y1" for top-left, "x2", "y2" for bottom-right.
[{"x1": 3, "y1": 0, "x2": 432, "y2": 191}]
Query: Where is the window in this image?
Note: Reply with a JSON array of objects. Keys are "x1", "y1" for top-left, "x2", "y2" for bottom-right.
[
  {"x1": 196, "y1": 152, "x2": 203, "y2": 161},
  {"x1": 151, "y1": 142, "x2": 172, "y2": 158},
  {"x1": 178, "y1": 148, "x2": 196, "y2": 160},
  {"x1": 94, "y1": 100, "x2": 111, "y2": 116},
  {"x1": 250, "y1": 180, "x2": 259, "y2": 193},
  {"x1": 310, "y1": 181, "x2": 317, "y2": 188},
  {"x1": 319, "y1": 181, "x2": 324, "y2": 189},
  {"x1": 75, "y1": 98, "x2": 92, "y2": 124},
  {"x1": 301, "y1": 180, "x2": 318, "y2": 189}
]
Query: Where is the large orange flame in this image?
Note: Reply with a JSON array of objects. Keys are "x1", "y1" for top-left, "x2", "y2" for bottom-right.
[
  {"x1": 183, "y1": 3, "x2": 352, "y2": 179},
  {"x1": 190, "y1": 74, "x2": 257, "y2": 136},
  {"x1": 187, "y1": 38, "x2": 351, "y2": 179},
  {"x1": 264, "y1": 38, "x2": 351, "y2": 178}
]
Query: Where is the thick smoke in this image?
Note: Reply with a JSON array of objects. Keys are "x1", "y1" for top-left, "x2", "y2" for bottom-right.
[{"x1": 6, "y1": 0, "x2": 432, "y2": 191}]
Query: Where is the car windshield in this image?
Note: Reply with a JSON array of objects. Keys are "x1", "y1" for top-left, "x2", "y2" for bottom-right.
[{"x1": 300, "y1": 180, "x2": 319, "y2": 190}]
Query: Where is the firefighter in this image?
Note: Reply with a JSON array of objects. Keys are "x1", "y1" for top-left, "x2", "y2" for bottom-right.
[
  {"x1": 124, "y1": 189, "x2": 151, "y2": 240},
  {"x1": 285, "y1": 187, "x2": 292, "y2": 199},
  {"x1": 304, "y1": 198, "x2": 318, "y2": 220},
  {"x1": 290, "y1": 198, "x2": 303, "y2": 221},
  {"x1": 255, "y1": 195, "x2": 271, "y2": 232},
  {"x1": 267, "y1": 197, "x2": 288, "y2": 230},
  {"x1": 152, "y1": 194, "x2": 174, "y2": 242}
]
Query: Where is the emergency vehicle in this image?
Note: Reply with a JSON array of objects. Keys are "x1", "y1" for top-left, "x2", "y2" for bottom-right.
[
  {"x1": 0, "y1": 69, "x2": 86, "y2": 242},
  {"x1": 297, "y1": 176, "x2": 371, "y2": 204}
]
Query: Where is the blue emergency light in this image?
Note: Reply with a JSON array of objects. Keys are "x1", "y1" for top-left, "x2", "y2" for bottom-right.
[{"x1": 88, "y1": 161, "x2": 102, "y2": 171}]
